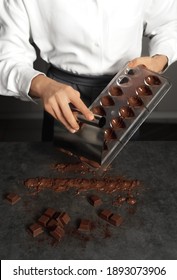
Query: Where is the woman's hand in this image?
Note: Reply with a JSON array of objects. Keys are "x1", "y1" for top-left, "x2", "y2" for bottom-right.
[
  {"x1": 30, "y1": 75, "x2": 94, "y2": 133},
  {"x1": 128, "y1": 55, "x2": 168, "y2": 73}
]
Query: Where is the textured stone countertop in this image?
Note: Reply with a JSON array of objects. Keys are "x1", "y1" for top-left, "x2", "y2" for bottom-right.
[{"x1": 0, "y1": 141, "x2": 177, "y2": 260}]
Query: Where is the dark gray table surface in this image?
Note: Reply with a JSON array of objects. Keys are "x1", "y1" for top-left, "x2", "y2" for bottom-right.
[{"x1": 0, "y1": 141, "x2": 177, "y2": 260}]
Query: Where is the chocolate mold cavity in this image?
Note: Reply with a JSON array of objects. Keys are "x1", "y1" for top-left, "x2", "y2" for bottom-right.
[
  {"x1": 111, "y1": 117, "x2": 125, "y2": 129},
  {"x1": 118, "y1": 76, "x2": 130, "y2": 85},
  {"x1": 128, "y1": 96, "x2": 143, "y2": 107},
  {"x1": 109, "y1": 85, "x2": 123, "y2": 96},
  {"x1": 144, "y1": 75, "x2": 161, "y2": 86},
  {"x1": 91, "y1": 105, "x2": 106, "y2": 116},
  {"x1": 136, "y1": 85, "x2": 152, "y2": 96},
  {"x1": 104, "y1": 128, "x2": 117, "y2": 141},
  {"x1": 119, "y1": 106, "x2": 135, "y2": 118},
  {"x1": 101, "y1": 95, "x2": 115, "y2": 106}
]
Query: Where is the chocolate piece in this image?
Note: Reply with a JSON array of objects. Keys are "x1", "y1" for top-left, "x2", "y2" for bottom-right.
[
  {"x1": 109, "y1": 85, "x2": 123, "y2": 96},
  {"x1": 91, "y1": 105, "x2": 106, "y2": 116},
  {"x1": 6, "y1": 193, "x2": 21, "y2": 205},
  {"x1": 136, "y1": 85, "x2": 152, "y2": 96},
  {"x1": 44, "y1": 207, "x2": 56, "y2": 218},
  {"x1": 78, "y1": 219, "x2": 91, "y2": 232},
  {"x1": 38, "y1": 215, "x2": 50, "y2": 227},
  {"x1": 53, "y1": 212, "x2": 64, "y2": 227},
  {"x1": 113, "y1": 196, "x2": 126, "y2": 206},
  {"x1": 59, "y1": 212, "x2": 71, "y2": 226},
  {"x1": 89, "y1": 195, "x2": 102, "y2": 207},
  {"x1": 109, "y1": 214, "x2": 123, "y2": 226},
  {"x1": 104, "y1": 128, "x2": 117, "y2": 141},
  {"x1": 145, "y1": 75, "x2": 161, "y2": 86},
  {"x1": 99, "y1": 209, "x2": 113, "y2": 221},
  {"x1": 127, "y1": 197, "x2": 137, "y2": 205},
  {"x1": 50, "y1": 225, "x2": 65, "y2": 240},
  {"x1": 101, "y1": 95, "x2": 115, "y2": 106},
  {"x1": 119, "y1": 106, "x2": 134, "y2": 118},
  {"x1": 29, "y1": 223, "x2": 43, "y2": 237},
  {"x1": 128, "y1": 96, "x2": 143, "y2": 107},
  {"x1": 111, "y1": 117, "x2": 125, "y2": 129},
  {"x1": 47, "y1": 218, "x2": 59, "y2": 230}
]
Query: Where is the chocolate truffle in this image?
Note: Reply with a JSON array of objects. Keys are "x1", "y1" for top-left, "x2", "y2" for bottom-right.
[
  {"x1": 128, "y1": 96, "x2": 143, "y2": 107},
  {"x1": 119, "y1": 106, "x2": 134, "y2": 118},
  {"x1": 6, "y1": 193, "x2": 21, "y2": 205},
  {"x1": 144, "y1": 75, "x2": 161, "y2": 86},
  {"x1": 111, "y1": 117, "x2": 125, "y2": 129},
  {"x1": 109, "y1": 85, "x2": 123, "y2": 96},
  {"x1": 136, "y1": 85, "x2": 152, "y2": 96},
  {"x1": 101, "y1": 95, "x2": 115, "y2": 106}
]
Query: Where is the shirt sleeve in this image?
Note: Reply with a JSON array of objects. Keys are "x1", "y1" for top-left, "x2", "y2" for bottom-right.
[
  {"x1": 0, "y1": 0, "x2": 44, "y2": 101},
  {"x1": 144, "y1": 0, "x2": 177, "y2": 66}
]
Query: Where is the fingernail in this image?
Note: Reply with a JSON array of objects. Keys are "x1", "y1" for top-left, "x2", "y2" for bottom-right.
[{"x1": 88, "y1": 113, "x2": 94, "y2": 120}]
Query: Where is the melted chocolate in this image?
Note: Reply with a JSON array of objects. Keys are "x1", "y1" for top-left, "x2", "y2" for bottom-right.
[
  {"x1": 136, "y1": 85, "x2": 152, "y2": 96},
  {"x1": 109, "y1": 85, "x2": 123, "y2": 96},
  {"x1": 111, "y1": 117, "x2": 125, "y2": 129},
  {"x1": 145, "y1": 75, "x2": 161, "y2": 86},
  {"x1": 101, "y1": 95, "x2": 115, "y2": 106},
  {"x1": 119, "y1": 106, "x2": 135, "y2": 118}
]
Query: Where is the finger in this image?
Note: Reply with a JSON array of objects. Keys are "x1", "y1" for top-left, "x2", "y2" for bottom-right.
[
  {"x1": 70, "y1": 92, "x2": 94, "y2": 120},
  {"x1": 46, "y1": 102, "x2": 78, "y2": 133},
  {"x1": 55, "y1": 95, "x2": 80, "y2": 131}
]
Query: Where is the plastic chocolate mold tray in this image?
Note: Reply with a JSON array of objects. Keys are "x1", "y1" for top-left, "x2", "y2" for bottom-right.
[
  {"x1": 54, "y1": 65, "x2": 171, "y2": 170},
  {"x1": 89, "y1": 64, "x2": 171, "y2": 169}
]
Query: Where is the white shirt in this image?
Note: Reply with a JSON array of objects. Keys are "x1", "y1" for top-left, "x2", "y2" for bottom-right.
[{"x1": 0, "y1": 0, "x2": 177, "y2": 101}]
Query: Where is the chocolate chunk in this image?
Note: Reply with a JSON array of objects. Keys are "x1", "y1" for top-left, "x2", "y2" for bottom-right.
[
  {"x1": 89, "y1": 195, "x2": 102, "y2": 207},
  {"x1": 50, "y1": 225, "x2": 65, "y2": 240},
  {"x1": 78, "y1": 219, "x2": 91, "y2": 232},
  {"x1": 109, "y1": 214, "x2": 123, "y2": 226},
  {"x1": 28, "y1": 223, "x2": 43, "y2": 237},
  {"x1": 6, "y1": 193, "x2": 21, "y2": 205},
  {"x1": 44, "y1": 208, "x2": 56, "y2": 218},
  {"x1": 38, "y1": 215, "x2": 50, "y2": 227},
  {"x1": 47, "y1": 218, "x2": 59, "y2": 230},
  {"x1": 127, "y1": 197, "x2": 137, "y2": 205},
  {"x1": 59, "y1": 212, "x2": 71, "y2": 226},
  {"x1": 99, "y1": 209, "x2": 113, "y2": 221}
]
